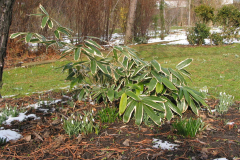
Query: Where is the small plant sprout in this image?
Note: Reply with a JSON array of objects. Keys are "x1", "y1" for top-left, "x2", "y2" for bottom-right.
[
  {"x1": 172, "y1": 118, "x2": 205, "y2": 138},
  {"x1": 97, "y1": 107, "x2": 120, "y2": 123},
  {"x1": 63, "y1": 111, "x2": 100, "y2": 137},
  {"x1": 216, "y1": 92, "x2": 234, "y2": 114},
  {"x1": 0, "y1": 104, "x2": 21, "y2": 126},
  {"x1": 199, "y1": 86, "x2": 208, "y2": 98}
]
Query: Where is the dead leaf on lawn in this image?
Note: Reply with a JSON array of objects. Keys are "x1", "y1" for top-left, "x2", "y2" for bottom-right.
[
  {"x1": 123, "y1": 139, "x2": 130, "y2": 146},
  {"x1": 77, "y1": 133, "x2": 85, "y2": 144},
  {"x1": 23, "y1": 135, "x2": 31, "y2": 142}
]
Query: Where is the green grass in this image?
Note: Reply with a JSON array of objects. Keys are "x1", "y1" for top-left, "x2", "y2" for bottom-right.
[
  {"x1": 2, "y1": 43, "x2": 240, "y2": 101},
  {"x1": 133, "y1": 43, "x2": 240, "y2": 100},
  {"x1": 2, "y1": 60, "x2": 70, "y2": 97}
]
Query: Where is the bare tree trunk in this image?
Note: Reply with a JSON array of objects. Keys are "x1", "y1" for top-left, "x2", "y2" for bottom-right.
[
  {"x1": 160, "y1": 0, "x2": 165, "y2": 40},
  {"x1": 0, "y1": 0, "x2": 15, "y2": 98},
  {"x1": 124, "y1": 0, "x2": 138, "y2": 45}
]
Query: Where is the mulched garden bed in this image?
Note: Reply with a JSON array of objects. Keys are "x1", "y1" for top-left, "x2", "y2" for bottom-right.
[{"x1": 0, "y1": 91, "x2": 239, "y2": 160}]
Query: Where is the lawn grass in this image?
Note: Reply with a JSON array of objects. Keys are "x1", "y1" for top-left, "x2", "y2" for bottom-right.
[
  {"x1": 2, "y1": 60, "x2": 70, "y2": 97},
  {"x1": 133, "y1": 43, "x2": 240, "y2": 100},
  {"x1": 1, "y1": 43, "x2": 240, "y2": 101}
]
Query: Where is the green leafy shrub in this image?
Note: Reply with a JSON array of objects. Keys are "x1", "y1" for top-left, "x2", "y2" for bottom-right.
[
  {"x1": 187, "y1": 23, "x2": 210, "y2": 45},
  {"x1": 172, "y1": 118, "x2": 205, "y2": 138},
  {"x1": 216, "y1": 5, "x2": 240, "y2": 42},
  {"x1": 97, "y1": 107, "x2": 120, "y2": 123},
  {"x1": 11, "y1": 5, "x2": 209, "y2": 126},
  {"x1": 211, "y1": 33, "x2": 224, "y2": 46},
  {"x1": 194, "y1": 4, "x2": 214, "y2": 24}
]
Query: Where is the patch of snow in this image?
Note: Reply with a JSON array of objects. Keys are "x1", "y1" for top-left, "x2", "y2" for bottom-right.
[
  {"x1": 226, "y1": 122, "x2": 234, "y2": 125},
  {"x1": 4, "y1": 112, "x2": 39, "y2": 126},
  {"x1": 213, "y1": 158, "x2": 228, "y2": 160},
  {"x1": 0, "y1": 129, "x2": 22, "y2": 142},
  {"x1": 152, "y1": 138, "x2": 179, "y2": 150}
]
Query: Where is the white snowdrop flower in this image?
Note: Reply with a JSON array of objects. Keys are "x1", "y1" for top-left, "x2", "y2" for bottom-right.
[
  {"x1": 61, "y1": 119, "x2": 63, "y2": 122},
  {"x1": 86, "y1": 117, "x2": 88, "y2": 123},
  {"x1": 220, "y1": 92, "x2": 222, "y2": 96},
  {"x1": 73, "y1": 115, "x2": 75, "y2": 119},
  {"x1": 80, "y1": 115, "x2": 82, "y2": 119},
  {"x1": 92, "y1": 109, "x2": 94, "y2": 113},
  {"x1": 71, "y1": 120, "x2": 74, "y2": 124},
  {"x1": 92, "y1": 118, "x2": 95, "y2": 122}
]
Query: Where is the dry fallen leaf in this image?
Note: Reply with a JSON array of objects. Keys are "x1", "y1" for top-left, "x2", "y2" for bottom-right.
[
  {"x1": 123, "y1": 139, "x2": 130, "y2": 146},
  {"x1": 140, "y1": 128, "x2": 148, "y2": 132},
  {"x1": 23, "y1": 135, "x2": 31, "y2": 142},
  {"x1": 33, "y1": 131, "x2": 43, "y2": 141}
]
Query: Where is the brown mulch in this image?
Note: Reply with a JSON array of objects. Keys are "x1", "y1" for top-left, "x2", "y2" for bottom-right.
[{"x1": 0, "y1": 91, "x2": 239, "y2": 160}]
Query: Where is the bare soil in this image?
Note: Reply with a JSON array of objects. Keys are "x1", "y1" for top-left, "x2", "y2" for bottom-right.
[{"x1": 0, "y1": 91, "x2": 239, "y2": 160}]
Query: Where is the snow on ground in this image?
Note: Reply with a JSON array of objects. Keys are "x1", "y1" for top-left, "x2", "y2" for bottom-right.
[
  {"x1": 152, "y1": 138, "x2": 179, "y2": 150},
  {"x1": 0, "y1": 129, "x2": 22, "y2": 142}
]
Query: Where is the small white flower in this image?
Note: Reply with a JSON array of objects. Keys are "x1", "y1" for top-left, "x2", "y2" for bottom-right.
[
  {"x1": 92, "y1": 118, "x2": 95, "y2": 122},
  {"x1": 86, "y1": 117, "x2": 88, "y2": 123},
  {"x1": 71, "y1": 120, "x2": 74, "y2": 124},
  {"x1": 80, "y1": 115, "x2": 82, "y2": 119}
]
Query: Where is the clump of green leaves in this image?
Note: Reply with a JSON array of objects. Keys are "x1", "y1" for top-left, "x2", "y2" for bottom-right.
[
  {"x1": 194, "y1": 4, "x2": 214, "y2": 24},
  {"x1": 172, "y1": 118, "x2": 205, "y2": 138},
  {"x1": 211, "y1": 33, "x2": 224, "y2": 46},
  {"x1": 216, "y1": 92, "x2": 234, "y2": 114},
  {"x1": 0, "y1": 137, "x2": 7, "y2": 146},
  {"x1": 63, "y1": 110, "x2": 100, "y2": 137},
  {"x1": 216, "y1": 5, "x2": 240, "y2": 42},
  {"x1": 97, "y1": 107, "x2": 120, "y2": 123},
  {"x1": 187, "y1": 23, "x2": 210, "y2": 45},
  {"x1": 0, "y1": 104, "x2": 21, "y2": 126},
  {"x1": 11, "y1": 5, "x2": 209, "y2": 126}
]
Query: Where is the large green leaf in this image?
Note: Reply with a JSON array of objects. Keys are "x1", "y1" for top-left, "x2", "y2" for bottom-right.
[
  {"x1": 78, "y1": 89, "x2": 85, "y2": 101},
  {"x1": 54, "y1": 30, "x2": 60, "y2": 39},
  {"x1": 151, "y1": 60, "x2": 161, "y2": 72},
  {"x1": 135, "y1": 102, "x2": 143, "y2": 125},
  {"x1": 168, "y1": 68, "x2": 186, "y2": 84},
  {"x1": 142, "y1": 96, "x2": 166, "y2": 103},
  {"x1": 142, "y1": 99, "x2": 165, "y2": 111},
  {"x1": 165, "y1": 100, "x2": 182, "y2": 116},
  {"x1": 123, "y1": 100, "x2": 136, "y2": 123},
  {"x1": 96, "y1": 62, "x2": 109, "y2": 74},
  {"x1": 74, "y1": 47, "x2": 81, "y2": 61},
  {"x1": 151, "y1": 70, "x2": 162, "y2": 83},
  {"x1": 147, "y1": 78, "x2": 157, "y2": 91},
  {"x1": 85, "y1": 39, "x2": 103, "y2": 50},
  {"x1": 25, "y1": 33, "x2": 33, "y2": 43},
  {"x1": 156, "y1": 82, "x2": 164, "y2": 94},
  {"x1": 132, "y1": 65, "x2": 146, "y2": 77},
  {"x1": 47, "y1": 19, "x2": 53, "y2": 29},
  {"x1": 122, "y1": 56, "x2": 128, "y2": 69},
  {"x1": 162, "y1": 77, "x2": 177, "y2": 90},
  {"x1": 90, "y1": 60, "x2": 97, "y2": 74},
  {"x1": 107, "y1": 89, "x2": 115, "y2": 102},
  {"x1": 177, "y1": 99, "x2": 188, "y2": 113},
  {"x1": 41, "y1": 16, "x2": 49, "y2": 28},
  {"x1": 189, "y1": 98, "x2": 199, "y2": 115},
  {"x1": 176, "y1": 58, "x2": 193, "y2": 70},
  {"x1": 143, "y1": 105, "x2": 162, "y2": 125},
  {"x1": 39, "y1": 4, "x2": 49, "y2": 16},
  {"x1": 57, "y1": 27, "x2": 71, "y2": 36},
  {"x1": 165, "y1": 104, "x2": 173, "y2": 121},
  {"x1": 10, "y1": 32, "x2": 26, "y2": 39},
  {"x1": 126, "y1": 91, "x2": 141, "y2": 101},
  {"x1": 119, "y1": 93, "x2": 128, "y2": 115}
]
